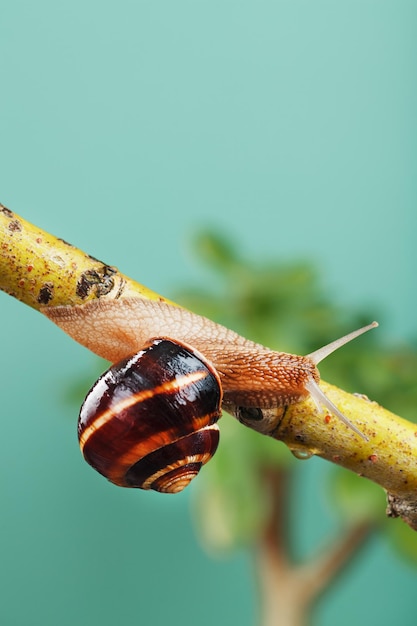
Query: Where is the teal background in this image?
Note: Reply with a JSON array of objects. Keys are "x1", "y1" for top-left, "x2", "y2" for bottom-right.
[{"x1": 1, "y1": 1, "x2": 416, "y2": 625}]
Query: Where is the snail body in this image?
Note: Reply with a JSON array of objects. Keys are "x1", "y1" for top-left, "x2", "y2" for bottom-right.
[
  {"x1": 44, "y1": 298, "x2": 377, "y2": 492},
  {"x1": 45, "y1": 298, "x2": 320, "y2": 409}
]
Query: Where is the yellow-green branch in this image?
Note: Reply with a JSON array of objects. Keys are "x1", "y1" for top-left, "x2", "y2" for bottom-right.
[
  {"x1": 1, "y1": 202, "x2": 417, "y2": 530},
  {"x1": 0, "y1": 203, "x2": 166, "y2": 309}
]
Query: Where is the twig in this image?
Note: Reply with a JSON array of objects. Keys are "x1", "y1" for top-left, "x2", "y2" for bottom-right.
[
  {"x1": 255, "y1": 468, "x2": 373, "y2": 626},
  {"x1": 1, "y1": 202, "x2": 417, "y2": 530}
]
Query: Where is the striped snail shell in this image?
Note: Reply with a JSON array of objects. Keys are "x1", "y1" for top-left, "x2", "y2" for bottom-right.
[{"x1": 78, "y1": 337, "x2": 222, "y2": 493}]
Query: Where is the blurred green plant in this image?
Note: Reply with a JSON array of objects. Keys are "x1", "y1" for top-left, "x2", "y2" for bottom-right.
[
  {"x1": 174, "y1": 230, "x2": 417, "y2": 624},
  {"x1": 66, "y1": 229, "x2": 417, "y2": 626}
]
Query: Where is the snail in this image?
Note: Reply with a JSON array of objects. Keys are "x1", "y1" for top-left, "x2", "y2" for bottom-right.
[{"x1": 44, "y1": 298, "x2": 377, "y2": 492}]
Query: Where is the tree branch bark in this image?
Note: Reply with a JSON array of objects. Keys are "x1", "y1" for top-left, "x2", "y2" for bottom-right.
[
  {"x1": 254, "y1": 468, "x2": 372, "y2": 626},
  {"x1": 0, "y1": 203, "x2": 166, "y2": 309},
  {"x1": 1, "y1": 202, "x2": 417, "y2": 530}
]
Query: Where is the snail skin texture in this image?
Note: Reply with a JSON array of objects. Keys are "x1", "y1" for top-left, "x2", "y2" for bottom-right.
[{"x1": 44, "y1": 298, "x2": 377, "y2": 492}]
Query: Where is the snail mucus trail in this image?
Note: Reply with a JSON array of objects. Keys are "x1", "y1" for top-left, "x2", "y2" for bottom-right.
[{"x1": 44, "y1": 298, "x2": 378, "y2": 493}]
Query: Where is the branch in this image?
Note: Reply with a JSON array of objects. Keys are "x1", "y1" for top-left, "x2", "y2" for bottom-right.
[
  {"x1": 255, "y1": 468, "x2": 305, "y2": 626},
  {"x1": 1, "y1": 203, "x2": 417, "y2": 529},
  {"x1": 273, "y1": 384, "x2": 417, "y2": 531},
  {"x1": 254, "y1": 468, "x2": 373, "y2": 626},
  {"x1": 0, "y1": 203, "x2": 167, "y2": 309},
  {"x1": 296, "y1": 519, "x2": 372, "y2": 602}
]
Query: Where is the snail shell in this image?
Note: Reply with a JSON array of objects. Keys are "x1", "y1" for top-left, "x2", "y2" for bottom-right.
[{"x1": 78, "y1": 337, "x2": 222, "y2": 493}]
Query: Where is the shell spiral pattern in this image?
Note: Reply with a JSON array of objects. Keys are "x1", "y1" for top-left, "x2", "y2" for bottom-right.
[{"x1": 78, "y1": 338, "x2": 223, "y2": 493}]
